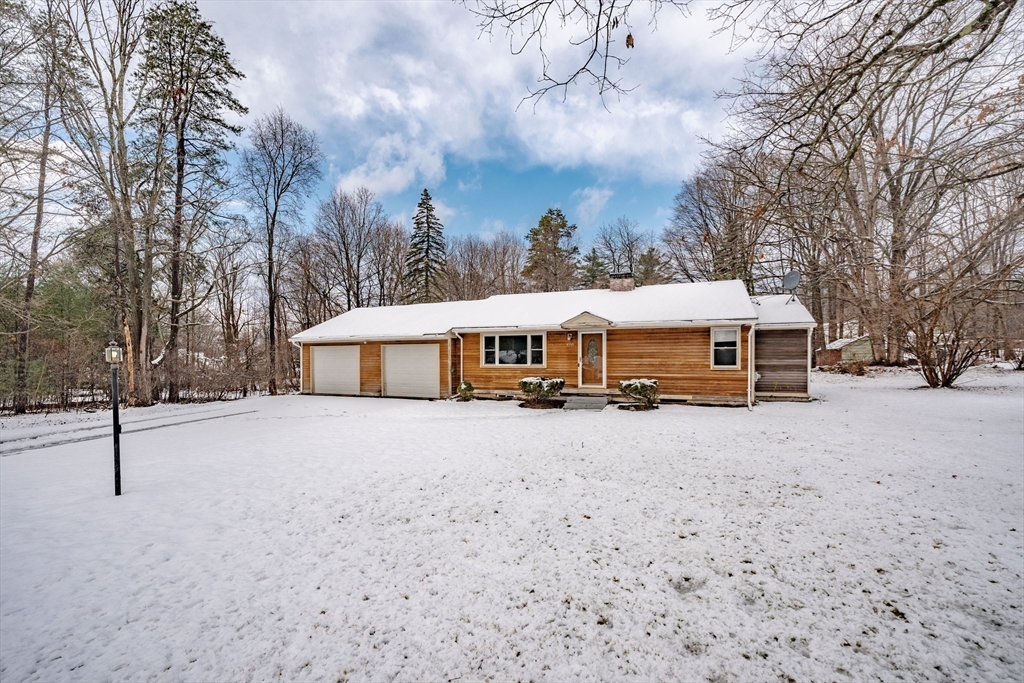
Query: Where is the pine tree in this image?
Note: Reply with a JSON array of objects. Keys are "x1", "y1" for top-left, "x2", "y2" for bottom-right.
[
  {"x1": 138, "y1": 0, "x2": 247, "y2": 401},
  {"x1": 578, "y1": 247, "x2": 608, "y2": 289},
  {"x1": 404, "y1": 189, "x2": 447, "y2": 303},
  {"x1": 635, "y1": 247, "x2": 671, "y2": 286},
  {"x1": 522, "y1": 208, "x2": 579, "y2": 292}
]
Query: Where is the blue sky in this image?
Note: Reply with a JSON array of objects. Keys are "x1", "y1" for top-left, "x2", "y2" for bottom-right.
[{"x1": 199, "y1": 0, "x2": 751, "y2": 243}]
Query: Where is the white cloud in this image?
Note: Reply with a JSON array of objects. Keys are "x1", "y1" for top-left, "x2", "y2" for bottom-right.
[
  {"x1": 431, "y1": 197, "x2": 458, "y2": 225},
  {"x1": 199, "y1": 1, "x2": 750, "y2": 194},
  {"x1": 337, "y1": 133, "x2": 446, "y2": 196},
  {"x1": 572, "y1": 186, "x2": 613, "y2": 226},
  {"x1": 457, "y1": 173, "x2": 482, "y2": 192},
  {"x1": 476, "y1": 217, "x2": 509, "y2": 240}
]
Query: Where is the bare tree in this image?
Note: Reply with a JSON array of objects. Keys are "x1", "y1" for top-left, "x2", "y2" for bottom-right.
[
  {"x1": 368, "y1": 221, "x2": 409, "y2": 307},
  {"x1": 314, "y1": 186, "x2": 390, "y2": 311},
  {"x1": 469, "y1": 1, "x2": 1017, "y2": 110},
  {"x1": 719, "y1": 0, "x2": 1020, "y2": 174},
  {"x1": 238, "y1": 107, "x2": 322, "y2": 394},
  {"x1": 488, "y1": 229, "x2": 529, "y2": 294},
  {"x1": 136, "y1": 0, "x2": 246, "y2": 401},
  {"x1": 1, "y1": 2, "x2": 68, "y2": 413},
  {"x1": 467, "y1": 0, "x2": 688, "y2": 103},
  {"x1": 445, "y1": 234, "x2": 494, "y2": 301},
  {"x1": 904, "y1": 177, "x2": 1024, "y2": 386},
  {"x1": 663, "y1": 157, "x2": 772, "y2": 290},
  {"x1": 283, "y1": 231, "x2": 339, "y2": 331},
  {"x1": 594, "y1": 216, "x2": 655, "y2": 274},
  {"x1": 53, "y1": 0, "x2": 164, "y2": 405}
]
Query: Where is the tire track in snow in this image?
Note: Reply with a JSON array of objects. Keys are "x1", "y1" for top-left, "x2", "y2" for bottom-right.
[
  {"x1": 0, "y1": 411, "x2": 258, "y2": 456},
  {"x1": 0, "y1": 406, "x2": 226, "y2": 444}
]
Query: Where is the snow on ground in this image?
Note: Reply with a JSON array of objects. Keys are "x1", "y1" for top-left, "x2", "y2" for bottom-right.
[{"x1": 1, "y1": 368, "x2": 1022, "y2": 682}]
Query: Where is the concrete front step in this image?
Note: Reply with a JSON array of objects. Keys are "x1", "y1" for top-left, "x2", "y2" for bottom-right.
[{"x1": 563, "y1": 395, "x2": 609, "y2": 411}]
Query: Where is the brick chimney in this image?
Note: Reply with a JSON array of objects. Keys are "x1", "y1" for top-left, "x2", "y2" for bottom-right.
[{"x1": 609, "y1": 272, "x2": 635, "y2": 292}]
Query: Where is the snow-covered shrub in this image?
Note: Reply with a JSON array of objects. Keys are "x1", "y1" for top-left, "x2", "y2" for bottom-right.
[
  {"x1": 457, "y1": 381, "x2": 474, "y2": 401},
  {"x1": 518, "y1": 377, "x2": 565, "y2": 401},
  {"x1": 618, "y1": 379, "x2": 659, "y2": 410}
]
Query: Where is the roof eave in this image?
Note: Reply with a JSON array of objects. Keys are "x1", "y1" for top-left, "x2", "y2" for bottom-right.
[
  {"x1": 754, "y1": 322, "x2": 817, "y2": 330},
  {"x1": 290, "y1": 333, "x2": 452, "y2": 344}
]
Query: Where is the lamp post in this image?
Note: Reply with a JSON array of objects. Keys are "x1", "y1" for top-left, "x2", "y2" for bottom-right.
[{"x1": 105, "y1": 341, "x2": 123, "y2": 496}]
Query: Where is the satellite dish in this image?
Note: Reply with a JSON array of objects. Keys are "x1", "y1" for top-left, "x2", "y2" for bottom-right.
[{"x1": 782, "y1": 270, "x2": 801, "y2": 292}]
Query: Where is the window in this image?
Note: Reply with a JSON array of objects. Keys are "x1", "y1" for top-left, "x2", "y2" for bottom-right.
[
  {"x1": 712, "y1": 328, "x2": 739, "y2": 368},
  {"x1": 482, "y1": 334, "x2": 545, "y2": 366}
]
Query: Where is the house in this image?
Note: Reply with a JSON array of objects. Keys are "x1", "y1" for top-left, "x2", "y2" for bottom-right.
[
  {"x1": 816, "y1": 335, "x2": 873, "y2": 366},
  {"x1": 290, "y1": 276, "x2": 816, "y2": 405}
]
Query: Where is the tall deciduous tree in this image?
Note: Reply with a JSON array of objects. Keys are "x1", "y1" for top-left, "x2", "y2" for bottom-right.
[
  {"x1": 54, "y1": 0, "x2": 161, "y2": 405},
  {"x1": 1, "y1": 1, "x2": 67, "y2": 413},
  {"x1": 404, "y1": 189, "x2": 446, "y2": 303},
  {"x1": 522, "y1": 208, "x2": 579, "y2": 292},
  {"x1": 138, "y1": 0, "x2": 245, "y2": 401},
  {"x1": 239, "y1": 108, "x2": 322, "y2": 394},
  {"x1": 314, "y1": 186, "x2": 392, "y2": 311}
]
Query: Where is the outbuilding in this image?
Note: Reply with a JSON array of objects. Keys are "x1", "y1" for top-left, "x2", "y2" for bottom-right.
[{"x1": 290, "y1": 277, "x2": 816, "y2": 405}]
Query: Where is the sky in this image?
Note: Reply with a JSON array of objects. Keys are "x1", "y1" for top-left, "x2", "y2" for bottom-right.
[{"x1": 197, "y1": 0, "x2": 753, "y2": 242}]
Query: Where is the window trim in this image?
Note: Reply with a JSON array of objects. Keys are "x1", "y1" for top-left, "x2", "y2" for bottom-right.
[
  {"x1": 710, "y1": 327, "x2": 741, "y2": 370},
  {"x1": 480, "y1": 332, "x2": 547, "y2": 368}
]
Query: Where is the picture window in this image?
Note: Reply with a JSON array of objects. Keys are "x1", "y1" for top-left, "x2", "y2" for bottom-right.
[{"x1": 482, "y1": 334, "x2": 545, "y2": 366}]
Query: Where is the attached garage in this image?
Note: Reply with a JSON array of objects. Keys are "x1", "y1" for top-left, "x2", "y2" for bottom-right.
[
  {"x1": 311, "y1": 345, "x2": 360, "y2": 395},
  {"x1": 382, "y1": 344, "x2": 440, "y2": 399},
  {"x1": 754, "y1": 329, "x2": 809, "y2": 397}
]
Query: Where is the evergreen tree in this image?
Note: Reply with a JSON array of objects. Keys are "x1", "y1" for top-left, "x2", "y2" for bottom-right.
[
  {"x1": 404, "y1": 189, "x2": 446, "y2": 303},
  {"x1": 522, "y1": 208, "x2": 579, "y2": 292},
  {"x1": 138, "y1": 0, "x2": 247, "y2": 401},
  {"x1": 578, "y1": 247, "x2": 608, "y2": 289},
  {"x1": 635, "y1": 247, "x2": 671, "y2": 287}
]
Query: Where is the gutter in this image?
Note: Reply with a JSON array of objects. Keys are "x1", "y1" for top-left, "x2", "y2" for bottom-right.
[
  {"x1": 289, "y1": 333, "x2": 451, "y2": 344},
  {"x1": 753, "y1": 322, "x2": 817, "y2": 330},
  {"x1": 453, "y1": 331, "x2": 464, "y2": 388},
  {"x1": 747, "y1": 326, "x2": 755, "y2": 411},
  {"x1": 448, "y1": 319, "x2": 761, "y2": 335}
]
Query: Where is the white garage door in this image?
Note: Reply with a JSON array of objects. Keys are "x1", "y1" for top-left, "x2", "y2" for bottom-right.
[
  {"x1": 311, "y1": 345, "x2": 360, "y2": 395},
  {"x1": 382, "y1": 344, "x2": 440, "y2": 399}
]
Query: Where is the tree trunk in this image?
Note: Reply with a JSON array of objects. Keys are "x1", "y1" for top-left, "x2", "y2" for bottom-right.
[
  {"x1": 14, "y1": 81, "x2": 52, "y2": 414},
  {"x1": 166, "y1": 122, "x2": 186, "y2": 402},
  {"x1": 267, "y1": 214, "x2": 278, "y2": 395}
]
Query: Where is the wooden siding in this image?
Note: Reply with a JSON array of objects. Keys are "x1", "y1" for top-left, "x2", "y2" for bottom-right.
[
  {"x1": 303, "y1": 341, "x2": 450, "y2": 398},
  {"x1": 841, "y1": 337, "x2": 873, "y2": 363},
  {"x1": 755, "y1": 329, "x2": 809, "y2": 394},
  {"x1": 460, "y1": 327, "x2": 749, "y2": 400},
  {"x1": 451, "y1": 336, "x2": 462, "y2": 391},
  {"x1": 606, "y1": 327, "x2": 750, "y2": 400},
  {"x1": 301, "y1": 343, "x2": 312, "y2": 393},
  {"x1": 460, "y1": 331, "x2": 578, "y2": 392}
]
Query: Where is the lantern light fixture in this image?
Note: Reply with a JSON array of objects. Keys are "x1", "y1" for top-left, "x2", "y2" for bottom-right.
[{"x1": 105, "y1": 341, "x2": 123, "y2": 365}]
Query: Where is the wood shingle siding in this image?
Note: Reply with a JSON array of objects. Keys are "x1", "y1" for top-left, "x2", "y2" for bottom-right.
[
  {"x1": 755, "y1": 329, "x2": 809, "y2": 395},
  {"x1": 606, "y1": 327, "x2": 750, "y2": 401}
]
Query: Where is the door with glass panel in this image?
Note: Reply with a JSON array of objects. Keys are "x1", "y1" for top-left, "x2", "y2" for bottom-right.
[{"x1": 580, "y1": 332, "x2": 604, "y2": 387}]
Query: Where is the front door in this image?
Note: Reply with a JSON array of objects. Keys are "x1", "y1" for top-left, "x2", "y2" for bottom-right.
[{"x1": 580, "y1": 332, "x2": 604, "y2": 387}]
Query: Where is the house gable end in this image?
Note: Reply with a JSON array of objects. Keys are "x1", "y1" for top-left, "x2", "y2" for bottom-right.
[{"x1": 560, "y1": 311, "x2": 613, "y2": 329}]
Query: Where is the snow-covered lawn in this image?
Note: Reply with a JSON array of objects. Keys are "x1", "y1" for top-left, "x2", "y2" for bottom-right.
[{"x1": 1, "y1": 368, "x2": 1021, "y2": 682}]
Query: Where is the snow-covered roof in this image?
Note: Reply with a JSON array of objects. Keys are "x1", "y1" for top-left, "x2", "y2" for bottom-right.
[
  {"x1": 750, "y1": 295, "x2": 817, "y2": 329},
  {"x1": 826, "y1": 335, "x2": 870, "y2": 350},
  {"x1": 292, "y1": 280, "x2": 762, "y2": 342}
]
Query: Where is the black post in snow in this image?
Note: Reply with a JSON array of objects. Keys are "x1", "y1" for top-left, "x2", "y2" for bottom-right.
[{"x1": 112, "y1": 364, "x2": 121, "y2": 496}]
